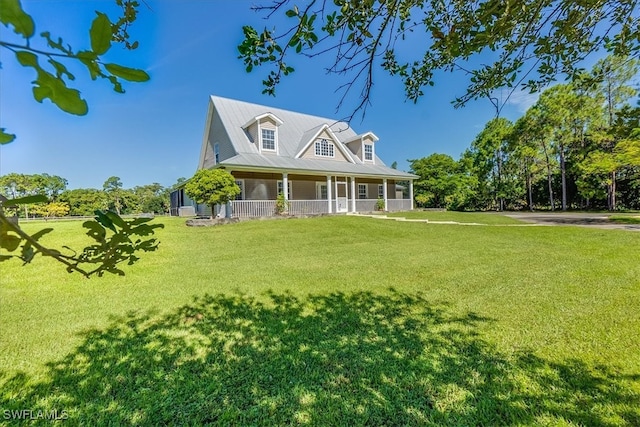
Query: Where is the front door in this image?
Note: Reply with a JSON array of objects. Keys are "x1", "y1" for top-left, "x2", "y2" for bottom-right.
[{"x1": 336, "y1": 181, "x2": 348, "y2": 213}]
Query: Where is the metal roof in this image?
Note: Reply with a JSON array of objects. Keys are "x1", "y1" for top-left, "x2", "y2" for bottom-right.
[{"x1": 210, "y1": 96, "x2": 417, "y2": 179}]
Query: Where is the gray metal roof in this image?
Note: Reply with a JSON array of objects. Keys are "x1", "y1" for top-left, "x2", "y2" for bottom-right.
[{"x1": 210, "y1": 96, "x2": 417, "y2": 179}]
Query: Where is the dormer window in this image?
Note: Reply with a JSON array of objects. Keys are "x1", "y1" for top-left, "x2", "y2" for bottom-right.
[
  {"x1": 261, "y1": 128, "x2": 276, "y2": 151},
  {"x1": 364, "y1": 143, "x2": 373, "y2": 161},
  {"x1": 315, "y1": 139, "x2": 335, "y2": 157}
]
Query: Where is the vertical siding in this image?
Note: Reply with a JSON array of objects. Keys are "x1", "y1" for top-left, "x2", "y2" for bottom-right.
[
  {"x1": 295, "y1": 181, "x2": 319, "y2": 199},
  {"x1": 346, "y1": 140, "x2": 362, "y2": 161},
  {"x1": 247, "y1": 122, "x2": 259, "y2": 149},
  {"x1": 202, "y1": 108, "x2": 237, "y2": 168}
]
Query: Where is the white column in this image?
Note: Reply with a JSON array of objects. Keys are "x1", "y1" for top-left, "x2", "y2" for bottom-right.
[
  {"x1": 350, "y1": 177, "x2": 356, "y2": 212},
  {"x1": 282, "y1": 172, "x2": 289, "y2": 201},
  {"x1": 326, "y1": 175, "x2": 332, "y2": 213},
  {"x1": 383, "y1": 178, "x2": 388, "y2": 211},
  {"x1": 409, "y1": 180, "x2": 414, "y2": 210}
]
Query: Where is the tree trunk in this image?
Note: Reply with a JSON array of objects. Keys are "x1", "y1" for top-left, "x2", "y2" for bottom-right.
[
  {"x1": 560, "y1": 143, "x2": 567, "y2": 211},
  {"x1": 526, "y1": 167, "x2": 533, "y2": 211},
  {"x1": 541, "y1": 142, "x2": 555, "y2": 211},
  {"x1": 610, "y1": 171, "x2": 617, "y2": 211}
]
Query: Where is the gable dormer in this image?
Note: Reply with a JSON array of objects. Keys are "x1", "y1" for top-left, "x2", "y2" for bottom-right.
[
  {"x1": 242, "y1": 113, "x2": 284, "y2": 154},
  {"x1": 295, "y1": 124, "x2": 355, "y2": 163},
  {"x1": 345, "y1": 132, "x2": 379, "y2": 164}
]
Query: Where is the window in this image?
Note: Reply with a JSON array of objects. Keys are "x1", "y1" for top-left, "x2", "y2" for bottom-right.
[
  {"x1": 316, "y1": 183, "x2": 328, "y2": 200},
  {"x1": 364, "y1": 144, "x2": 373, "y2": 161},
  {"x1": 277, "y1": 180, "x2": 292, "y2": 199},
  {"x1": 235, "y1": 180, "x2": 244, "y2": 200},
  {"x1": 378, "y1": 184, "x2": 384, "y2": 198},
  {"x1": 261, "y1": 128, "x2": 276, "y2": 151},
  {"x1": 314, "y1": 139, "x2": 335, "y2": 157},
  {"x1": 358, "y1": 184, "x2": 367, "y2": 199},
  {"x1": 214, "y1": 143, "x2": 220, "y2": 164}
]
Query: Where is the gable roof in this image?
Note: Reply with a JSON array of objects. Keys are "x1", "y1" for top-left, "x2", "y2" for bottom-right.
[
  {"x1": 294, "y1": 123, "x2": 356, "y2": 163},
  {"x1": 205, "y1": 96, "x2": 416, "y2": 179}
]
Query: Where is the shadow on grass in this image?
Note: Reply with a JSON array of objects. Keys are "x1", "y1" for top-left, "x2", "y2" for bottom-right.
[{"x1": 2, "y1": 290, "x2": 639, "y2": 425}]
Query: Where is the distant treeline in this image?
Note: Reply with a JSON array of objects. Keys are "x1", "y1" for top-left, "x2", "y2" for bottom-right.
[
  {"x1": 0, "y1": 174, "x2": 186, "y2": 218},
  {"x1": 409, "y1": 55, "x2": 640, "y2": 211}
]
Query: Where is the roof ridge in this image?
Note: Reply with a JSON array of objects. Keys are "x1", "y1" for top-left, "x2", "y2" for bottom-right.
[{"x1": 209, "y1": 95, "x2": 350, "y2": 127}]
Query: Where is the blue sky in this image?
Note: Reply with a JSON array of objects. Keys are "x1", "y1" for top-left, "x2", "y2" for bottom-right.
[{"x1": 1, "y1": 0, "x2": 539, "y2": 189}]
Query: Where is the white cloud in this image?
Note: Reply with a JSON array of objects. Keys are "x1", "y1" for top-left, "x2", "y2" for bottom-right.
[{"x1": 493, "y1": 87, "x2": 540, "y2": 113}]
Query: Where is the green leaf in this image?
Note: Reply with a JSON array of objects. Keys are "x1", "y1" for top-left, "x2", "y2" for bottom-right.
[
  {"x1": 90, "y1": 12, "x2": 112, "y2": 55},
  {"x1": 48, "y1": 59, "x2": 75, "y2": 80},
  {"x1": 32, "y1": 70, "x2": 88, "y2": 115},
  {"x1": 0, "y1": 128, "x2": 16, "y2": 144},
  {"x1": 15, "y1": 50, "x2": 38, "y2": 67},
  {"x1": 4, "y1": 195, "x2": 48, "y2": 205},
  {"x1": 104, "y1": 63, "x2": 150, "y2": 82},
  {"x1": 0, "y1": 0, "x2": 35, "y2": 38}
]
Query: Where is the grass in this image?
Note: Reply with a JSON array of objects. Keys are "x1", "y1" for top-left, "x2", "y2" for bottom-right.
[
  {"x1": 610, "y1": 215, "x2": 640, "y2": 224},
  {"x1": 1, "y1": 214, "x2": 640, "y2": 425},
  {"x1": 386, "y1": 210, "x2": 526, "y2": 224}
]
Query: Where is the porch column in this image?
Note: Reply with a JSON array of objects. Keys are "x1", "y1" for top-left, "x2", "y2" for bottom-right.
[
  {"x1": 350, "y1": 177, "x2": 356, "y2": 212},
  {"x1": 383, "y1": 178, "x2": 388, "y2": 211},
  {"x1": 326, "y1": 175, "x2": 332, "y2": 213},
  {"x1": 409, "y1": 180, "x2": 414, "y2": 210},
  {"x1": 282, "y1": 172, "x2": 288, "y2": 202}
]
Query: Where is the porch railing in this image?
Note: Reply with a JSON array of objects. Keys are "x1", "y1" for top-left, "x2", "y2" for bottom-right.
[
  {"x1": 229, "y1": 199, "x2": 412, "y2": 218},
  {"x1": 387, "y1": 199, "x2": 413, "y2": 211},
  {"x1": 355, "y1": 199, "x2": 378, "y2": 212},
  {"x1": 288, "y1": 200, "x2": 329, "y2": 215},
  {"x1": 232, "y1": 200, "x2": 277, "y2": 218}
]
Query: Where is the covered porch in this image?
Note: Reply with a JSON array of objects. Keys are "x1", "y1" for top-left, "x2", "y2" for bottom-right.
[
  {"x1": 173, "y1": 170, "x2": 415, "y2": 218},
  {"x1": 226, "y1": 170, "x2": 413, "y2": 218}
]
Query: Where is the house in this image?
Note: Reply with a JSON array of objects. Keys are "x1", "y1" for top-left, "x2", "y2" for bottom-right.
[{"x1": 171, "y1": 96, "x2": 417, "y2": 217}]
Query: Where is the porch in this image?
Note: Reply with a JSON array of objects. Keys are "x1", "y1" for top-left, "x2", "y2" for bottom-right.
[
  {"x1": 226, "y1": 198, "x2": 413, "y2": 218},
  {"x1": 172, "y1": 171, "x2": 414, "y2": 218}
]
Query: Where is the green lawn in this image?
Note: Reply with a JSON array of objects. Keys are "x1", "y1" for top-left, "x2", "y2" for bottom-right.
[
  {"x1": 386, "y1": 210, "x2": 526, "y2": 224},
  {"x1": 610, "y1": 214, "x2": 640, "y2": 224},
  {"x1": 1, "y1": 214, "x2": 639, "y2": 425}
]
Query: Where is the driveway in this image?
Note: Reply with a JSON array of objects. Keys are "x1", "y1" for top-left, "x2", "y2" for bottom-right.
[{"x1": 503, "y1": 212, "x2": 640, "y2": 231}]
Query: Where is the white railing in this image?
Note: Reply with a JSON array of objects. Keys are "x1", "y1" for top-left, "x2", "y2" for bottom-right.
[
  {"x1": 356, "y1": 199, "x2": 378, "y2": 212},
  {"x1": 231, "y1": 200, "x2": 277, "y2": 218},
  {"x1": 229, "y1": 198, "x2": 412, "y2": 217},
  {"x1": 387, "y1": 199, "x2": 412, "y2": 211},
  {"x1": 288, "y1": 200, "x2": 329, "y2": 215}
]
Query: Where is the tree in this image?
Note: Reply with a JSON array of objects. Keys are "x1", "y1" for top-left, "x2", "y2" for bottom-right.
[
  {"x1": 585, "y1": 56, "x2": 640, "y2": 210},
  {"x1": 511, "y1": 113, "x2": 548, "y2": 211},
  {"x1": 31, "y1": 201, "x2": 70, "y2": 218},
  {"x1": 184, "y1": 170, "x2": 240, "y2": 219},
  {"x1": 466, "y1": 118, "x2": 515, "y2": 211},
  {"x1": 409, "y1": 154, "x2": 470, "y2": 209},
  {"x1": 103, "y1": 176, "x2": 124, "y2": 215},
  {"x1": 239, "y1": 0, "x2": 639, "y2": 117},
  {"x1": 133, "y1": 183, "x2": 169, "y2": 214},
  {"x1": 59, "y1": 188, "x2": 108, "y2": 216},
  {"x1": 0, "y1": 0, "x2": 149, "y2": 143},
  {"x1": 1, "y1": 1, "x2": 161, "y2": 277}
]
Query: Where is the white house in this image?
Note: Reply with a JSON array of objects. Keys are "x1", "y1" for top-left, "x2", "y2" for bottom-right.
[{"x1": 171, "y1": 96, "x2": 416, "y2": 217}]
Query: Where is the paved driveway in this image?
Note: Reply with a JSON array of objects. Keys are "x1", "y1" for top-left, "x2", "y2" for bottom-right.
[{"x1": 503, "y1": 212, "x2": 640, "y2": 231}]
